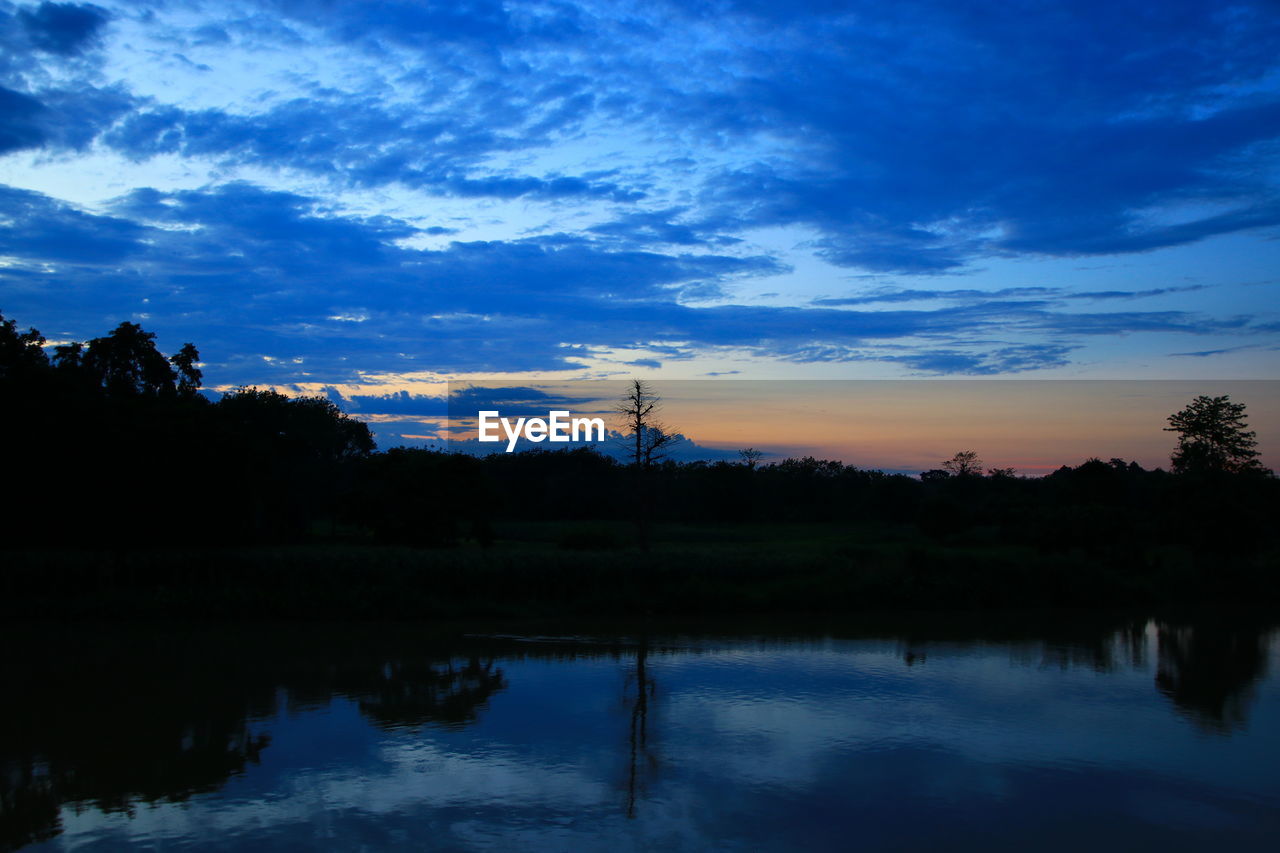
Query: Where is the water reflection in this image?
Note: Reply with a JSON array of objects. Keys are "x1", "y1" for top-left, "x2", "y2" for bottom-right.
[
  {"x1": 1156, "y1": 620, "x2": 1270, "y2": 732},
  {"x1": 1, "y1": 615, "x2": 1277, "y2": 851},
  {"x1": 354, "y1": 655, "x2": 507, "y2": 731},
  {"x1": 623, "y1": 637, "x2": 656, "y2": 819}
]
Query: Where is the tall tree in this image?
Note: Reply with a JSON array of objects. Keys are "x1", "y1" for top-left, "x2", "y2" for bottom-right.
[
  {"x1": 0, "y1": 312, "x2": 49, "y2": 385},
  {"x1": 615, "y1": 379, "x2": 676, "y2": 468},
  {"x1": 81, "y1": 322, "x2": 178, "y2": 397},
  {"x1": 1165, "y1": 395, "x2": 1262, "y2": 474},
  {"x1": 615, "y1": 379, "x2": 677, "y2": 551},
  {"x1": 170, "y1": 343, "x2": 203, "y2": 397}
]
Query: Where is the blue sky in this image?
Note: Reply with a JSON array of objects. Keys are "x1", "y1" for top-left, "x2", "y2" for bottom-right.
[{"x1": 2, "y1": 0, "x2": 1278, "y2": 408}]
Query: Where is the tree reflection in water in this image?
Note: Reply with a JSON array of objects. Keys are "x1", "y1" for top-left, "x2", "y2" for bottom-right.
[
  {"x1": 1156, "y1": 620, "x2": 1269, "y2": 733},
  {"x1": 0, "y1": 627, "x2": 507, "y2": 851},
  {"x1": 1, "y1": 616, "x2": 1275, "y2": 850},
  {"x1": 351, "y1": 656, "x2": 506, "y2": 731},
  {"x1": 623, "y1": 636, "x2": 657, "y2": 819}
]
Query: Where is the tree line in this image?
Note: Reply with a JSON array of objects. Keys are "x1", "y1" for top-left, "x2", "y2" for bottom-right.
[
  {"x1": 2, "y1": 313, "x2": 1276, "y2": 563},
  {"x1": 1, "y1": 313, "x2": 372, "y2": 547}
]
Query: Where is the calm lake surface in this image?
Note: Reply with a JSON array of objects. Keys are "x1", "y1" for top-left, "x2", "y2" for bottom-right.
[{"x1": 3, "y1": 614, "x2": 1279, "y2": 851}]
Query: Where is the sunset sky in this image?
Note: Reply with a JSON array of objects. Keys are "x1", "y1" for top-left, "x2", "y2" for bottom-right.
[
  {"x1": 439, "y1": 380, "x2": 1280, "y2": 473},
  {"x1": 2, "y1": 1, "x2": 1278, "y2": 460}
]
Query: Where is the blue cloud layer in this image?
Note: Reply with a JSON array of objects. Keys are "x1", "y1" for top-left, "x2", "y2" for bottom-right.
[
  {"x1": 19, "y1": 1, "x2": 108, "y2": 55},
  {"x1": 1, "y1": 0, "x2": 1278, "y2": 381},
  {"x1": 1, "y1": 179, "x2": 1270, "y2": 380}
]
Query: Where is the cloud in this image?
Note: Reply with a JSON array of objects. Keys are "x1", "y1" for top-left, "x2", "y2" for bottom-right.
[
  {"x1": 0, "y1": 73, "x2": 134, "y2": 156},
  {"x1": 446, "y1": 385, "x2": 612, "y2": 418},
  {"x1": 813, "y1": 285, "x2": 1209, "y2": 307},
  {"x1": 3, "y1": 180, "x2": 1269, "y2": 381},
  {"x1": 343, "y1": 390, "x2": 448, "y2": 416},
  {"x1": 0, "y1": 86, "x2": 47, "y2": 154},
  {"x1": 264, "y1": 0, "x2": 584, "y2": 50},
  {"x1": 102, "y1": 96, "x2": 641, "y2": 202},
  {"x1": 1168, "y1": 344, "x2": 1260, "y2": 358},
  {"x1": 0, "y1": 1, "x2": 133, "y2": 155},
  {"x1": 18, "y1": 2, "x2": 109, "y2": 56},
  {"x1": 9, "y1": 0, "x2": 1280, "y2": 271},
  {"x1": 814, "y1": 288, "x2": 1057, "y2": 307},
  {"x1": 0, "y1": 184, "x2": 146, "y2": 263},
  {"x1": 686, "y1": 1, "x2": 1280, "y2": 272},
  {"x1": 882, "y1": 345, "x2": 1076, "y2": 375},
  {"x1": 2, "y1": 0, "x2": 1278, "y2": 379},
  {"x1": 586, "y1": 209, "x2": 742, "y2": 249}
]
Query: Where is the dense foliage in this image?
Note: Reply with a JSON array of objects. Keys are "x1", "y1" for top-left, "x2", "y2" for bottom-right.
[
  {"x1": 1, "y1": 313, "x2": 374, "y2": 547},
  {"x1": 3, "y1": 313, "x2": 1277, "y2": 612}
]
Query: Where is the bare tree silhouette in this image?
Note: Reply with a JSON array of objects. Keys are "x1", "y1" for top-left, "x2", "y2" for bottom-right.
[
  {"x1": 616, "y1": 379, "x2": 677, "y2": 468},
  {"x1": 615, "y1": 379, "x2": 677, "y2": 551}
]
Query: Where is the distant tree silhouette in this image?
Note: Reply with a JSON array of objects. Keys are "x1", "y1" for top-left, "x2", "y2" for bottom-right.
[
  {"x1": 616, "y1": 379, "x2": 677, "y2": 468},
  {"x1": 215, "y1": 387, "x2": 374, "y2": 462},
  {"x1": 1165, "y1": 395, "x2": 1262, "y2": 474},
  {"x1": 170, "y1": 342, "x2": 203, "y2": 397},
  {"x1": 738, "y1": 447, "x2": 764, "y2": 469},
  {"x1": 615, "y1": 379, "x2": 677, "y2": 552},
  {"x1": 0, "y1": 312, "x2": 48, "y2": 383},
  {"x1": 80, "y1": 322, "x2": 183, "y2": 397},
  {"x1": 942, "y1": 450, "x2": 983, "y2": 477}
]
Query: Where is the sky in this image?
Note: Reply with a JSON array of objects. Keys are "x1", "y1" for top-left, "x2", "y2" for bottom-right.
[
  {"x1": 436, "y1": 380, "x2": 1280, "y2": 473},
  {"x1": 2, "y1": 0, "x2": 1279, "y2": 458}
]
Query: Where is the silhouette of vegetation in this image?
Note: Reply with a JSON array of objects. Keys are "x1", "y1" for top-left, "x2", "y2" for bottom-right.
[
  {"x1": 616, "y1": 378, "x2": 677, "y2": 468},
  {"x1": 0, "y1": 311, "x2": 374, "y2": 548},
  {"x1": 942, "y1": 450, "x2": 983, "y2": 477},
  {"x1": 615, "y1": 379, "x2": 677, "y2": 551},
  {"x1": 1, "y1": 310, "x2": 1277, "y2": 618},
  {"x1": 1165, "y1": 394, "x2": 1262, "y2": 475}
]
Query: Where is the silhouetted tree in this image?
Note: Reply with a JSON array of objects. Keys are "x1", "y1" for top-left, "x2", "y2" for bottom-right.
[
  {"x1": 215, "y1": 388, "x2": 374, "y2": 462},
  {"x1": 942, "y1": 450, "x2": 983, "y2": 477},
  {"x1": 1165, "y1": 395, "x2": 1263, "y2": 474},
  {"x1": 615, "y1": 379, "x2": 677, "y2": 551},
  {"x1": 0, "y1": 312, "x2": 48, "y2": 385},
  {"x1": 170, "y1": 343, "x2": 203, "y2": 397},
  {"x1": 616, "y1": 379, "x2": 677, "y2": 468},
  {"x1": 738, "y1": 447, "x2": 764, "y2": 469},
  {"x1": 80, "y1": 322, "x2": 181, "y2": 397}
]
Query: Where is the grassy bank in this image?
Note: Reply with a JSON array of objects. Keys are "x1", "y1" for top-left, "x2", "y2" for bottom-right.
[{"x1": 5, "y1": 522, "x2": 1276, "y2": 619}]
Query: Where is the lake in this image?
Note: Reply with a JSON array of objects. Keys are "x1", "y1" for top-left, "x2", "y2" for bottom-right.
[{"x1": 3, "y1": 613, "x2": 1278, "y2": 851}]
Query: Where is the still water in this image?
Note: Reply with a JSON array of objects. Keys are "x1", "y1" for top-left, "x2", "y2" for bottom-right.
[{"x1": 3, "y1": 614, "x2": 1279, "y2": 851}]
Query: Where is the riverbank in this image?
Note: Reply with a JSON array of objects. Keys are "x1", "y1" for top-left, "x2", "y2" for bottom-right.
[{"x1": 5, "y1": 522, "x2": 1276, "y2": 619}]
